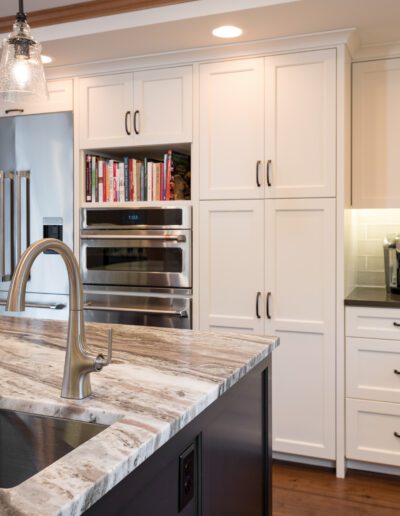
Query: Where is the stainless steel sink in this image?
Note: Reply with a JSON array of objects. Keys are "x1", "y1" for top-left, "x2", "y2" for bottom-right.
[{"x1": 0, "y1": 408, "x2": 108, "y2": 488}]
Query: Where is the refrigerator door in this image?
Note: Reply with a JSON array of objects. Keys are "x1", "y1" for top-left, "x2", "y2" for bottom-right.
[{"x1": 0, "y1": 112, "x2": 73, "y2": 307}]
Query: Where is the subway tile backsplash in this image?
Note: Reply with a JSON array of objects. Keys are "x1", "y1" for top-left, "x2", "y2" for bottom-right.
[{"x1": 353, "y1": 210, "x2": 400, "y2": 287}]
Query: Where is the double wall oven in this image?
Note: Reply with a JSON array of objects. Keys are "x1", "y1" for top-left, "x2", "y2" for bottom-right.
[{"x1": 80, "y1": 206, "x2": 192, "y2": 329}]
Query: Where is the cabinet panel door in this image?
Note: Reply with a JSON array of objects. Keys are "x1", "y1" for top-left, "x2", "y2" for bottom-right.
[
  {"x1": 199, "y1": 59, "x2": 264, "y2": 200},
  {"x1": 353, "y1": 58, "x2": 400, "y2": 208},
  {"x1": 199, "y1": 200, "x2": 264, "y2": 334},
  {"x1": 265, "y1": 198, "x2": 336, "y2": 459},
  {"x1": 0, "y1": 79, "x2": 73, "y2": 117},
  {"x1": 79, "y1": 73, "x2": 133, "y2": 149},
  {"x1": 133, "y1": 66, "x2": 192, "y2": 145},
  {"x1": 265, "y1": 50, "x2": 336, "y2": 198}
]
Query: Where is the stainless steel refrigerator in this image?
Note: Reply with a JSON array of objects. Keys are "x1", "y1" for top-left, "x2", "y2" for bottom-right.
[{"x1": 0, "y1": 112, "x2": 73, "y2": 320}]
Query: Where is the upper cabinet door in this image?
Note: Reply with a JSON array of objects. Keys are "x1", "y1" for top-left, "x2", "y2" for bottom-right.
[
  {"x1": 199, "y1": 58, "x2": 265, "y2": 200},
  {"x1": 133, "y1": 66, "x2": 192, "y2": 145},
  {"x1": 79, "y1": 73, "x2": 134, "y2": 149},
  {"x1": 0, "y1": 79, "x2": 73, "y2": 117},
  {"x1": 353, "y1": 58, "x2": 400, "y2": 208},
  {"x1": 265, "y1": 50, "x2": 336, "y2": 198},
  {"x1": 199, "y1": 200, "x2": 264, "y2": 334}
]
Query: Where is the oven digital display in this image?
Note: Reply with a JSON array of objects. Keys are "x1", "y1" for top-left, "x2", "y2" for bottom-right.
[{"x1": 86, "y1": 209, "x2": 183, "y2": 227}]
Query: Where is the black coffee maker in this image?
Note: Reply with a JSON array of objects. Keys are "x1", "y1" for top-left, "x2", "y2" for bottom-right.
[{"x1": 384, "y1": 236, "x2": 400, "y2": 293}]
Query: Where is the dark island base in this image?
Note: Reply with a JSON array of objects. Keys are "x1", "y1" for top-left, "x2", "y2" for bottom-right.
[{"x1": 85, "y1": 357, "x2": 272, "y2": 516}]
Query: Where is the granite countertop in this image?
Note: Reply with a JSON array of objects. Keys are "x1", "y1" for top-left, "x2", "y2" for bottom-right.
[
  {"x1": 345, "y1": 287, "x2": 400, "y2": 308},
  {"x1": 0, "y1": 316, "x2": 277, "y2": 516}
]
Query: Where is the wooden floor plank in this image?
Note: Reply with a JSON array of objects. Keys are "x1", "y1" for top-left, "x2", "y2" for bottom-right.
[{"x1": 273, "y1": 460, "x2": 400, "y2": 515}]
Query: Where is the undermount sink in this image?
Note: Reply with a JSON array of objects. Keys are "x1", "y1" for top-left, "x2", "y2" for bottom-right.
[{"x1": 0, "y1": 408, "x2": 108, "y2": 488}]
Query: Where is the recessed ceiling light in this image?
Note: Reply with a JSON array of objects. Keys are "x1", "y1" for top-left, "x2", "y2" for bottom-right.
[
  {"x1": 212, "y1": 26, "x2": 243, "y2": 39},
  {"x1": 41, "y1": 55, "x2": 53, "y2": 64}
]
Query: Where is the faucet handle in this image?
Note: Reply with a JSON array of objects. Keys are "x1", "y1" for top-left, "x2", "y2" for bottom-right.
[{"x1": 95, "y1": 328, "x2": 113, "y2": 371}]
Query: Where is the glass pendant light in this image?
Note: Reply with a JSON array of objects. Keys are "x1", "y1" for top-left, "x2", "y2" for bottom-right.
[{"x1": 0, "y1": 0, "x2": 48, "y2": 103}]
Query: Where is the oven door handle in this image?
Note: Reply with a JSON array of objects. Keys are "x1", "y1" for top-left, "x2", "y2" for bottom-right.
[
  {"x1": 80, "y1": 234, "x2": 186, "y2": 242},
  {"x1": 84, "y1": 303, "x2": 188, "y2": 318}
]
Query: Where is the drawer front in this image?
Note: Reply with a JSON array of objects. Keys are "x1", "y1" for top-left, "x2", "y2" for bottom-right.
[
  {"x1": 347, "y1": 337, "x2": 400, "y2": 403},
  {"x1": 346, "y1": 399, "x2": 400, "y2": 466},
  {"x1": 346, "y1": 306, "x2": 400, "y2": 340}
]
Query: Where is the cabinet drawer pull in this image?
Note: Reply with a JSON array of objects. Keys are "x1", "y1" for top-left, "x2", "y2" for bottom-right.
[
  {"x1": 394, "y1": 322, "x2": 400, "y2": 327},
  {"x1": 5, "y1": 108, "x2": 24, "y2": 114},
  {"x1": 125, "y1": 111, "x2": 131, "y2": 135},
  {"x1": 256, "y1": 292, "x2": 261, "y2": 319},
  {"x1": 256, "y1": 160, "x2": 261, "y2": 187},
  {"x1": 266, "y1": 292, "x2": 272, "y2": 319},
  {"x1": 394, "y1": 370, "x2": 400, "y2": 375},
  {"x1": 394, "y1": 432, "x2": 400, "y2": 438},
  {"x1": 133, "y1": 110, "x2": 140, "y2": 135},
  {"x1": 266, "y1": 160, "x2": 272, "y2": 187}
]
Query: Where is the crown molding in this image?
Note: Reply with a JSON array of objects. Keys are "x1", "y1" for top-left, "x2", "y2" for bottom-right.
[
  {"x1": 353, "y1": 41, "x2": 400, "y2": 62},
  {"x1": 45, "y1": 27, "x2": 357, "y2": 79}
]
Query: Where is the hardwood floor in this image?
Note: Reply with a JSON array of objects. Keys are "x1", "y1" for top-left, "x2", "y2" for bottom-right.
[{"x1": 273, "y1": 461, "x2": 400, "y2": 515}]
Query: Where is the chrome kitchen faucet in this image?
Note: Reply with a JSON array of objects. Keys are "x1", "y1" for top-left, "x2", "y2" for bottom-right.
[{"x1": 6, "y1": 238, "x2": 112, "y2": 399}]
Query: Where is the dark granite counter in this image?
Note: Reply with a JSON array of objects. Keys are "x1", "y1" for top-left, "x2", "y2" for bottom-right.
[{"x1": 345, "y1": 287, "x2": 400, "y2": 308}]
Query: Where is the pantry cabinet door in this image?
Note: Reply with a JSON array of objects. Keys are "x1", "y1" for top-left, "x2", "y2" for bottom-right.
[
  {"x1": 199, "y1": 58, "x2": 264, "y2": 200},
  {"x1": 79, "y1": 73, "x2": 133, "y2": 149},
  {"x1": 265, "y1": 50, "x2": 336, "y2": 198},
  {"x1": 133, "y1": 66, "x2": 192, "y2": 145},
  {"x1": 199, "y1": 200, "x2": 264, "y2": 334},
  {"x1": 265, "y1": 198, "x2": 336, "y2": 459},
  {"x1": 353, "y1": 58, "x2": 400, "y2": 208}
]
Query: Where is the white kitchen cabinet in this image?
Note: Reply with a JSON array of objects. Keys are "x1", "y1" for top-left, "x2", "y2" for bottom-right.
[
  {"x1": 199, "y1": 200, "x2": 264, "y2": 334},
  {"x1": 79, "y1": 67, "x2": 193, "y2": 149},
  {"x1": 199, "y1": 58, "x2": 265, "y2": 200},
  {"x1": 265, "y1": 49, "x2": 336, "y2": 198},
  {"x1": 346, "y1": 305, "x2": 400, "y2": 467},
  {"x1": 0, "y1": 79, "x2": 73, "y2": 117},
  {"x1": 353, "y1": 58, "x2": 400, "y2": 208},
  {"x1": 133, "y1": 66, "x2": 192, "y2": 145},
  {"x1": 79, "y1": 73, "x2": 134, "y2": 149},
  {"x1": 265, "y1": 198, "x2": 336, "y2": 459},
  {"x1": 347, "y1": 399, "x2": 400, "y2": 467}
]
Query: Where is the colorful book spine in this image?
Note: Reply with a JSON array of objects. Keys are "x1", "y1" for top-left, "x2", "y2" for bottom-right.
[{"x1": 86, "y1": 155, "x2": 92, "y2": 202}]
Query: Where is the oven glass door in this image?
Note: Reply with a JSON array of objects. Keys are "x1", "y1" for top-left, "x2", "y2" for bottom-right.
[{"x1": 80, "y1": 231, "x2": 191, "y2": 288}]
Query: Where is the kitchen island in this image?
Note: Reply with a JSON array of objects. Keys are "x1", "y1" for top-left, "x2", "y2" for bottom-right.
[{"x1": 0, "y1": 316, "x2": 277, "y2": 516}]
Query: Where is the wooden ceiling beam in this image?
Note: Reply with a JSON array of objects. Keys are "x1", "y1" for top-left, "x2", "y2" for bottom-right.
[{"x1": 0, "y1": 0, "x2": 193, "y2": 33}]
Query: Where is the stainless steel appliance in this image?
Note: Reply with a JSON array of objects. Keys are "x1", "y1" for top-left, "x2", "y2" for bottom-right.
[
  {"x1": 0, "y1": 112, "x2": 73, "y2": 320},
  {"x1": 384, "y1": 235, "x2": 400, "y2": 293},
  {"x1": 80, "y1": 207, "x2": 192, "y2": 329}
]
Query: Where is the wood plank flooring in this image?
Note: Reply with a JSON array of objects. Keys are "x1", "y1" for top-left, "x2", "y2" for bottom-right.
[{"x1": 273, "y1": 461, "x2": 400, "y2": 515}]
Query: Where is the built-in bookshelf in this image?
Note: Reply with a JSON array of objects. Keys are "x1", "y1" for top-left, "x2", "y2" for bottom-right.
[{"x1": 80, "y1": 144, "x2": 191, "y2": 207}]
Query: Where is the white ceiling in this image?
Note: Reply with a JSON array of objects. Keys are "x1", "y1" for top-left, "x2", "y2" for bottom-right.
[
  {"x1": 0, "y1": 0, "x2": 90, "y2": 17},
  {"x1": 2, "y1": 0, "x2": 400, "y2": 67}
]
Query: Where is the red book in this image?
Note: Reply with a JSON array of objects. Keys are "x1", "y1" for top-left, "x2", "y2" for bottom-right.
[
  {"x1": 113, "y1": 162, "x2": 118, "y2": 202},
  {"x1": 129, "y1": 159, "x2": 134, "y2": 201}
]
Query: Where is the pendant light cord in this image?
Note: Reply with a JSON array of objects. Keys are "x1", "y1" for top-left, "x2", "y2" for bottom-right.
[{"x1": 16, "y1": 0, "x2": 27, "y2": 23}]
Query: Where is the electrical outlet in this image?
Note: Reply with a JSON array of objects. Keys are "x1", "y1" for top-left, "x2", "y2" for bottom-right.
[{"x1": 179, "y1": 443, "x2": 195, "y2": 512}]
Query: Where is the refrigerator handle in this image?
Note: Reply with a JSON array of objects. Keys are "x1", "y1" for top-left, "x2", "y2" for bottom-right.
[
  {"x1": 15, "y1": 170, "x2": 31, "y2": 263},
  {"x1": 0, "y1": 171, "x2": 15, "y2": 282}
]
